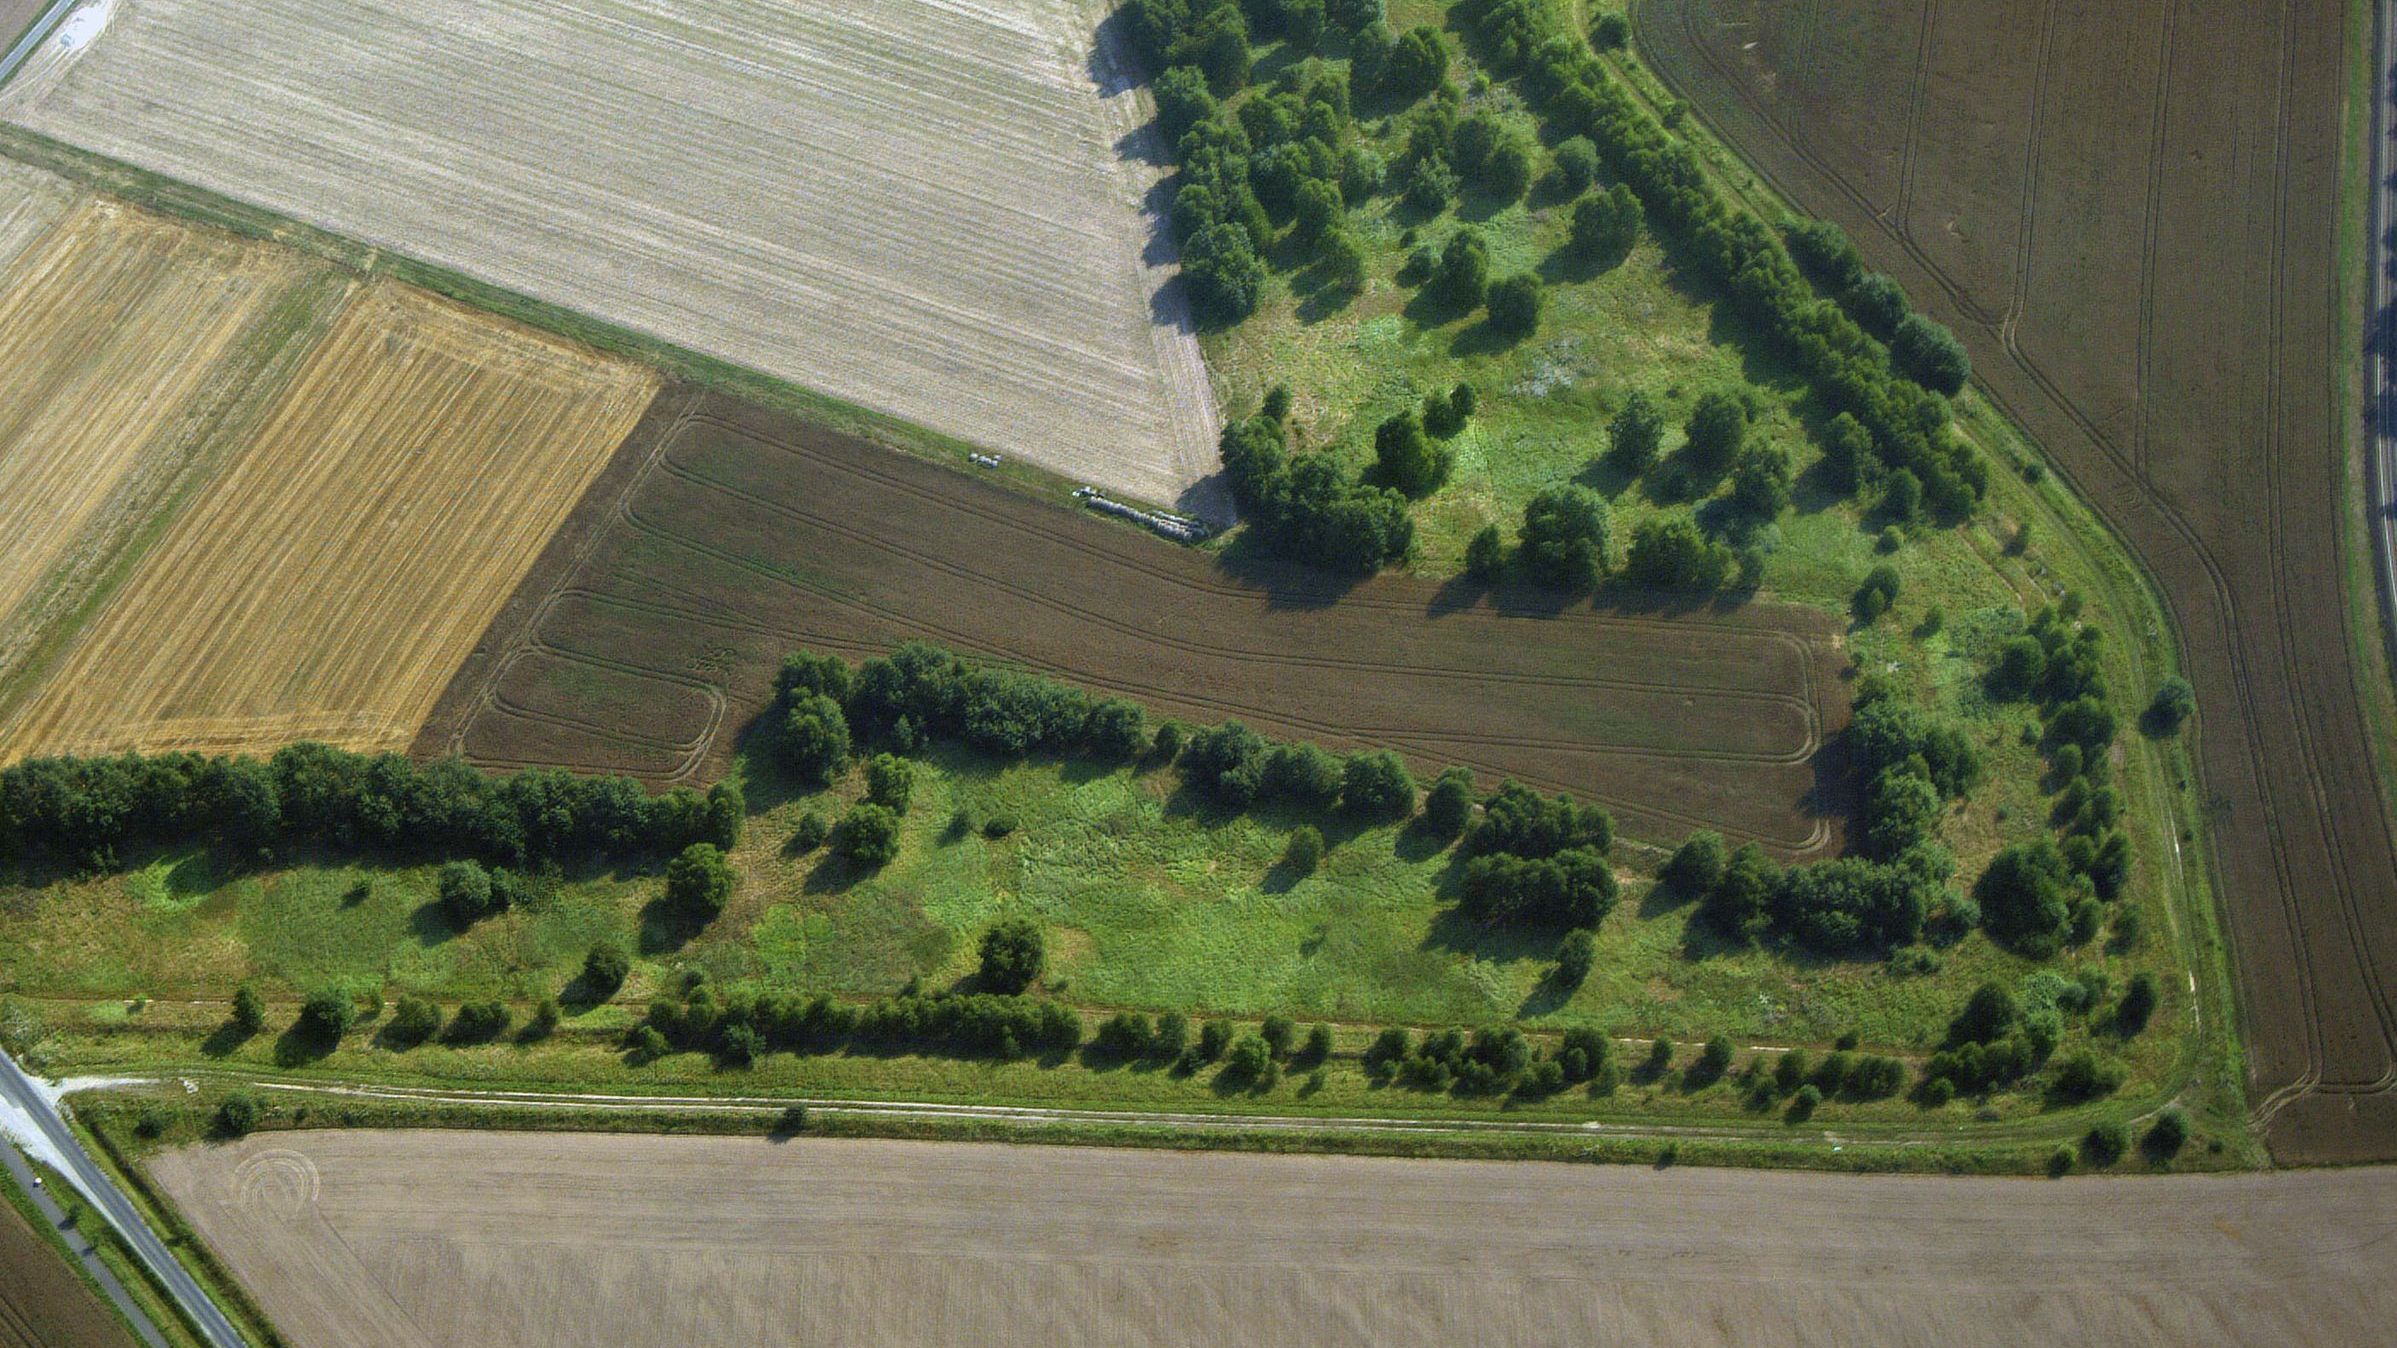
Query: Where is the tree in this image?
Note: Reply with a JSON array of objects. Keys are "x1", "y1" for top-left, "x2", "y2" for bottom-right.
[
  {"x1": 1481, "y1": 137, "x2": 1533, "y2": 202},
  {"x1": 1225, "y1": 1032, "x2": 1274, "y2": 1081},
  {"x1": 1327, "y1": 0, "x2": 1383, "y2": 33},
  {"x1": 2115, "y1": 970, "x2": 2160, "y2": 1037},
  {"x1": 1567, "y1": 184, "x2": 1639, "y2": 262},
  {"x1": 1319, "y1": 224, "x2": 1368, "y2": 289},
  {"x1": 1696, "y1": 1033, "x2": 1736, "y2": 1084},
  {"x1": 704, "y1": 781, "x2": 744, "y2": 850},
  {"x1": 1341, "y1": 750, "x2": 1415, "y2": 819},
  {"x1": 1173, "y1": 6, "x2": 1254, "y2": 93},
  {"x1": 1374, "y1": 409, "x2": 1452, "y2": 496},
  {"x1": 2083, "y1": 1120, "x2": 2130, "y2": 1168},
  {"x1": 1881, "y1": 467, "x2": 1923, "y2": 523},
  {"x1": 1624, "y1": 517, "x2": 1729, "y2": 591},
  {"x1": 1431, "y1": 227, "x2": 1490, "y2": 307},
  {"x1": 1519, "y1": 485, "x2": 1609, "y2": 588},
  {"x1": 1609, "y1": 390, "x2": 1665, "y2": 470},
  {"x1": 1893, "y1": 312, "x2": 1970, "y2": 394},
  {"x1": 447, "y1": 999, "x2": 510, "y2": 1043},
  {"x1": 230, "y1": 984, "x2": 265, "y2": 1036},
  {"x1": 864, "y1": 753, "x2": 915, "y2": 814},
  {"x1": 2050, "y1": 1050, "x2": 2126, "y2": 1102},
  {"x1": 1484, "y1": 272, "x2": 1543, "y2": 337},
  {"x1": 831, "y1": 804, "x2": 901, "y2": 867},
  {"x1": 1463, "y1": 523, "x2": 1506, "y2": 580},
  {"x1": 978, "y1": 917, "x2": 1045, "y2": 993},
  {"x1": 297, "y1": 986, "x2": 357, "y2": 1042},
  {"x1": 1862, "y1": 768, "x2": 1941, "y2": 861},
  {"x1": 1555, "y1": 928, "x2": 1597, "y2": 988},
  {"x1": 1183, "y1": 221, "x2": 1268, "y2": 325},
  {"x1": 1682, "y1": 391, "x2": 1747, "y2": 474},
  {"x1": 781, "y1": 693, "x2": 851, "y2": 783},
  {"x1": 1261, "y1": 1014, "x2": 1295, "y2": 1058},
  {"x1": 790, "y1": 810, "x2": 830, "y2": 852},
  {"x1": 1701, "y1": 843, "x2": 1781, "y2": 942},
  {"x1": 1661, "y1": 830, "x2": 1727, "y2": 898},
  {"x1": 526, "y1": 997, "x2": 561, "y2": 1040},
  {"x1": 1377, "y1": 25, "x2": 1449, "y2": 102},
  {"x1": 1551, "y1": 135, "x2": 1598, "y2": 195},
  {"x1": 1402, "y1": 154, "x2": 1458, "y2": 212},
  {"x1": 1949, "y1": 981, "x2": 2022, "y2": 1046},
  {"x1": 2142, "y1": 1107, "x2": 2190, "y2": 1163},
  {"x1": 1421, "y1": 766, "x2": 1475, "y2": 837},
  {"x1": 1293, "y1": 177, "x2": 1344, "y2": 244},
  {"x1": 583, "y1": 942, "x2": 630, "y2": 999},
  {"x1": 1152, "y1": 64, "x2": 1218, "y2": 142},
  {"x1": 1283, "y1": 825, "x2": 1325, "y2": 874},
  {"x1": 1302, "y1": 1022, "x2": 1334, "y2": 1064},
  {"x1": 1820, "y1": 412, "x2": 1873, "y2": 493},
  {"x1": 1975, "y1": 840, "x2": 2077, "y2": 954},
  {"x1": 665, "y1": 842, "x2": 734, "y2": 924},
  {"x1": 1846, "y1": 271, "x2": 1908, "y2": 335},
  {"x1": 1853, "y1": 563, "x2": 1901, "y2": 622},
  {"x1": 1729, "y1": 443, "x2": 1793, "y2": 520},
  {"x1": 216, "y1": 1091, "x2": 263, "y2": 1137},
  {"x1": 387, "y1": 995, "x2": 441, "y2": 1048},
  {"x1": 1592, "y1": 12, "x2": 1630, "y2": 49},
  {"x1": 2146, "y1": 677, "x2": 2196, "y2": 735},
  {"x1": 439, "y1": 859, "x2": 500, "y2": 928}
]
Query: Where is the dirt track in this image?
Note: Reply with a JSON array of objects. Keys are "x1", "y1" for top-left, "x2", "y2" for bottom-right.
[
  {"x1": 152, "y1": 1130, "x2": 2397, "y2": 1347},
  {"x1": 1640, "y1": 0, "x2": 2397, "y2": 1161},
  {"x1": 420, "y1": 389, "x2": 1851, "y2": 855}
]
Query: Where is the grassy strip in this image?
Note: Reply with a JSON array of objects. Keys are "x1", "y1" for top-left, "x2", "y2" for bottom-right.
[
  {"x1": 70, "y1": 1116, "x2": 289, "y2": 1348},
  {"x1": 0, "y1": 1153, "x2": 194, "y2": 1348}
]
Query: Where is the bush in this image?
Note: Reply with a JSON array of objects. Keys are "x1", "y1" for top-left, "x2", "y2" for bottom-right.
[
  {"x1": 978, "y1": 917, "x2": 1046, "y2": 994},
  {"x1": 1301, "y1": 1022, "x2": 1334, "y2": 1065},
  {"x1": 1592, "y1": 12, "x2": 1630, "y2": 49},
  {"x1": 2142, "y1": 1107, "x2": 2190, "y2": 1163},
  {"x1": 1342, "y1": 750, "x2": 1415, "y2": 819},
  {"x1": 1696, "y1": 1034, "x2": 1736, "y2": 1083},
  {"x1": 527, "y1": 997, "x2": 561, "y2": 1040},
  {"x1": 1554, "y1": 928, "x2": 1597, "y2": 988},
  {"x1": 665, "y1": 842, "x2": 734, "y2": 925},
  {"x1": 446, "y1": 999, "x2": 510, "y2": 1043},
  {"x1": 1609, "y1": 390, "x2": 1665, "y2": 470},
  {"x1": 789, "y1": 810, "x2": 829, "y2": 852},
  {"x1": 1661, "y1": 830, "x2": 1726, "y2": 898},
  {"x1": 2083, "y1": 1120, "x2": 2130, "y2": 1168},
  {"x1": 2114, "y1": 970, "x2": 2160, "y2": 1037},
  {"x1": 832, "y1": 804, "x2": 902, "y2": 868},
  {"x1": 1374, "y1": 409, "x2": 1453, "y2": 497},
  {"x1": 1485, "y1": 272, "x2": 1543, "y2": 336},
  {"x1": 1431, "y1": 227, "x2": 1491, "y2": 307},
  {"x1": 1225, "y1": 1032, "x2": 1273, "y2": 1081},
  {"x1": 1551, "y1": 135, "x2": 1598, "y2": 194},
  {"x1": 386, "y1": 996, "x2": 441, "y2": 1048},
  {"x1": 1519, "y1": 485, "x2": 1609, "y2": 588},
  {"x1": 1420, "y1": 766, "x2": 1476, "y2": 838},
  {"x1": 1975, "y1": 840, "x2": 2077, "y2": 955},
  {"x1": 1682, "y1": 391, "x2": 1748, "y2": 473},
  {"x1": 230, "y1": 984, "x2": 265, "y2": 1035},
  {"x1": 1892, "y1": 312, "x2": 1970, "y2": 394},
  {"x1": 1260, "y1": 1014, "x2": 1295, "y2": 1059},
  {"x1": 781, "y1": 693, "x2": 852, "y2": 783},
  {"x1": 1853, "y1": 564, "x2": 1901, "y2": 622},
  {"x1": 864, "y1": 753, "x2": 915, "y2": 813},
  {"x1": 1198, "y1": 1018, "x2": 1233, "y2": 1062},
  {"x1": 297, "y1": 986, "x2": 357, "y2": 1042},
  {"x1": 438, "y1": 859, "x2": 500, "y2": 928},
  {"x1": 1567, "y1": 183, "x2": 1639, "y2": 261},
  {"x1": 216, "y1": 1091, "x2": 263, "y2": 1136},
  {"x1": 2146, "y1": 677, "x2": 2196, "y2": 735},
  {"x1": 1283, "y1": 825, "x2": 1325, "y2": 874},
  {"x1": 2049, "y1": 1049, "x2": 2126, "y2": 1102}
]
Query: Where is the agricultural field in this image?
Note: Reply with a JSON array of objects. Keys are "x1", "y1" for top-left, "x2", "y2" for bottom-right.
[
  {"x1": 0, "y1": 1190, "x2": 129, "y2": 1348},
  {"x1": 421, "y1": 389, "x2": 1848, "y2": 854},
  {"x1": 1639, "y1": 0, "x2": 2397, "y2": 1161},
  {"x1": 0, "y1": 0, "x2": 1225, "y2": 513},
  {"x1": 148, "y1": 1131, "x2": 2397, "y2": 1347},
  {"x1": 0, "y1": 279, "x2": 655, "y2": 761}
]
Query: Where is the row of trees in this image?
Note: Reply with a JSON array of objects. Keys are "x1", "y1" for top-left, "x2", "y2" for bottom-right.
[{"x1": 0, "y1": 741, "x2": 740, "y2": 873}]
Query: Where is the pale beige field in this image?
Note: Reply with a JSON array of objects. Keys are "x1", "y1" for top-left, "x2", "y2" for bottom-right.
[
  {"x1": 151, "y1": 1131, "x2": 2397, "y2": 1347},
  {"x1": 0, "y1": 283, "x2": 657, "y2": 760},
  {"x1": 0, "y1": 187, "x2": 338, "y2": 697},
  {"x1": 0, "y1": 0, "x2": 1225, "y2": 514}
]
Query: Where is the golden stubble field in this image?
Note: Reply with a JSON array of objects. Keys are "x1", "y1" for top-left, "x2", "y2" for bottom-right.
[
  {"x1": 0, "y1": 279, "x2": 658, "y2": 760},
  {"x1": 0, "y1": 0, "x2": 1225, "y2": 514},
  {"x1": 151, "y1": 1131, "x2": 2397, "y2": 1347}
]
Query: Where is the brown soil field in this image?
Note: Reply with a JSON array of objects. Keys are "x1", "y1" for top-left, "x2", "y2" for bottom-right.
[
  {"x1": 153, "y1": 1131, "x2": 2397, "y2": 1347},
  {"x1": 0, "y1": 1195, "x2": 129, "y2": 1348},
  {"x1": 0, "y1": 0, "x2": 48, "y2": 48},
  {"x1": 0, "y1": 187, "x2": 334, "y2": 701},
  {"x1": 1640, "y1": 1, "x2": 2397, "y2": 1159},
  {"x1": 420, "y1": 389, "x2": 1849, "y2": 855},
  {"x1": 0, "y1": 0, "x2": 1225, "y2": 514},
  {"x1": 0, "y1": 282, "x2": 657, "y2": 761}
]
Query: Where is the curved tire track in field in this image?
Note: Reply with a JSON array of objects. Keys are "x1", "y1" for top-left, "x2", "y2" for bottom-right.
[{"x1": 1639, "y1": 0, "x2": 2397, "y2": 1158}]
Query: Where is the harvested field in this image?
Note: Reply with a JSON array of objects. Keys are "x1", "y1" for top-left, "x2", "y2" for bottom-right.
[
  {"x1": 0, "y1": 1191, "x2": 128, "y2": 1348},
  {"x1": 0, "y1": 0, "x2": 1224, "y2": 513},
  {"x1": 420, "y1": 389, "x2": 1849, "y2": 854},
  {"x1": 0, "y1": 188, "x2": 334, "y2": 699},
  {"x1": 1, "y1": 282, "x2": 656, "y2": 760},
  {"x1": 1640, "y1": 0, "x2": 2397, "y2": 1159},
  {"x1": 154, "y1": 1131, "x2": 2397, "y2": 1348}
]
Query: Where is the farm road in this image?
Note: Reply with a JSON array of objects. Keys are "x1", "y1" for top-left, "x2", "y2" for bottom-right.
[{"x1": 155, "y1": 1130, "x2": 2397, "y2": 1347}]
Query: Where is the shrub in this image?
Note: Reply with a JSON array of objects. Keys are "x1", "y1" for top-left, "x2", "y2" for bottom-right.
[
  {"x1": 1301, "y1": 1022, "x2": 1334, "y2": 1065},
  {"x1": 1283, "y1": 825, "x2": 1325, "y2": 874},
  {"x1": 438, "y1": 859, "x2": 500, "y2": 928},
  {"x1": 297, "y1": 986, "x2": 357, "y2": 1042},
  {"x1": 387, "y1": 996, "x2": 441, "y2": 1048},
  {"x1": 2142, "y1": 1107, "x2": 2190, "y2": 1163},
  {"x1": 789, "y1": 810, "x2": 829, "y2": 852},
  {"x1": 2050, "y1": 1050, "x2": 2126, "y2": 1102},
  {"x1": 1198, "y1": 1018, "x2": 1233, "y2": 1062},
  {"x1": 1225, "y1": 1032, "x2": 1273, "y2": 1081},
  {"x1": 1155, "y1": 1011, "x2": 1190, "y2": 1060},
  {"x1": 1592, "y1": 12, "x2": 1630, "y2": 49},
  {"x1": 1260, "y1": 1014, "x2": 1296, "y2": 1059},
  {"x1": 1567, "y1": 184, "x2": 1639, "y2": 261},
  {"x1": 1682, "y1": 391, "x2": 1748, "y2": 473},
  {"x1": 1696, "y1": 1033, "x2": 1736, "y2": 1083},
  {"x1": 1892, "y1": 312, "x2": 1970, "y2": 394},
  {"x1": 1421, "y1": 766, "x2": 1476, "y2": 837},
  {"x1": 2083, "y1": 1120, "x2": 2130, "y2": 1168},
  {"x1": 1853, "y1": 564, "x2": 1902, "y2": 622},
  {"x1": 1609, "y1": 390, "x2": 1665, "y2": 470},
  {"x1": 1519, "y1": 485, "x2": 1610, "y2": 588},
  {"x1": 2047, "y1": 1147, "x2": 2075, "y2": 1178},
  {"x1": 1786, "y1": 1083, "x2": 1823, "y2": 1120},
  {"x1": 446, "y1": 999, "x2": 510, "y2": 1043},
  {"x1": 1431, "y1": 227, "x2": 1491, "y2": 306},
  {"x1": 1551, "y1": 135, "x2": 1598, "y2": 194},
  {"x1": 978, "y1": 917, "x2": 1046, "y2": 994},
  {"x1": 1374, "y1": 409, "x2": 1453, "y2": 497},
  {"x1": 1464, "y1": 523, "x2": 1506, "y2": 580},
  {"x1": 2146, "y1": 677, "x2": 2196, "y2": 734},
  {"x1": 1485, "y1": 272, "x2": 1543, "y2": 336},
  {"x1": 2114, "y1": 970, "x2": 2160, "y2": 1037},
  {"x1": 832, "y1": 804, "x2": 902, "y2": 868},
  {"x1": 864, "y1": 753, "x2": 915, "y2": 813},
  {"x1": 527, "y1": 997, "x2": 561, "y2": 1040},
  {"x1": 1402, "y1": 154, "x2": 1459, "y2": 212},
  {"x1": 1342, "y1": 750, "x2": 1416, "y2": 819},
  {"x1": 216, "y1": 1091, "x2": 263, "y2": 1136},
  {"x1": 230, "y1": 984, "x2": 265, "y2": 1035},
  {"x1": 665, "y1": 842, "x2": 734, "y2": 924},
  {"x1": 1554, "y1": 928, "x2": 1597, "y2": 988},
  {"x1": 1975, "y1": 840, "x2": 2076, "y2": 955},
  {"x1": 1661, "y1": 830, "x2": 1727, "y2": 898},
  {"x1": 1644, "y1": 1036, "x2": 1674, "y2": 1077},
  {"x1": 781, "y1": 693, "x2": 852, "y2": 783}
]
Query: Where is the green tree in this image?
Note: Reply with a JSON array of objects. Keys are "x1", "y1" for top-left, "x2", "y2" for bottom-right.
[
  {"x1": 1283, "y1": 825, "x2": 1325, "y2": 874},
  {"x1": 1374, "y1": 409, "x2": 1452, "y2": 497},
  {"x1": 1301, "y1": 1022, "x2": 1334, "y2": 1064},
  {"x1": 1609, "y1": 390, "x2": 1665, "y2": 470},
  {"x1": 583, "y1": 942, "x2": 630, "y2": 999},
  {"x1": 1661, "y1": 830, "x2": 1727, "y2": 898},
  {"x1": 230, "y1": 983, "x2": 265, "y2": 1036},
  {"x1": 1519, "y1": 485, "x2": 1609, "y2": 588},
  {"x1": 2142, "y1": 1107, "x2": 2190, "y2": 1163},
  {"x1": 1421, "y1": 766, "x2": 1476, "y2": 837},
  {"x1": 832, "y1": 804, "x2": 902, "y2": 868},
  {"x1": 297, "y1": 986, "x2": 357, "y2": 1042},
  {"x1": 216, "y1": 1091, "x2": 263, "y2": 1136},
  {"x1": 1463, "y1": 523, "x2": 1507, "y2": 581},
  {"x1": 1431, "y1": 227, "x2": 1490, "y2": 307},
  {"x1": 2146, "y1": 677, "x2": 2196, "y2": 735},
  {"x1": 1893, "y1": 312, "x2": 1970, "y2": 394},
  {"x1": 387, "y1": 995, "x2": 441, "y2": 1048},
  {"x1": 1853, "y1": 563, "x2": 1902, "y2": 622},
  {"x1": 781, "y1": 693, "x2": 852, "y2": 783},
  {"x1": 2083, "y1": 1120, "x2": 2130, "y2": 1168},
  {"x1": 1261, "y1": 1014, "x2": 1296, "y2": 1058},
  {"x1": 438, "y1": 859, "x2": 499, "y2": 928},
  {"x1": 1378, "y1": 25, "x2": 1449, "y2": 102},
  {"x1": 2114, "y1": 970, "x2": 2160, "y2": 1037},
  {"x1": 1551, "y1": 135, "x2": 1598, "y2": 195},
  {"x1": 1484, "y1": 272, "x2": 1543, "y2": 337},
  {"x1": 1555, "y1": 928, "x2": 1597, "y2": 988},
  {"x1": 1975, "y1": 840, "x2": 2076, "y2": 955},
  {"x1": 1682, "y1": 391, "x2": 1748, "y2": 474},
  {"x1": 1729, "y1": 443, "x2": 1793, "y2": 520},
  {"x1": 978, "y1": 917, "x2": 1046, "y2": 994},
  {"x1": 665, "y1": 843, "x2": 734, "y2": 924},
  {"x1": 864, "y1": 753, "x2": 915, "y2": 814},
  {"x1": 1592, "y1": 12, "x2": 1630, "y2": 49},
  {"x1": 1341, "y1": 750, "x2": 1416, "y2": 819},
  {"x1": 1567, "y1": 184, "x2": 1639, "y2": 261}
]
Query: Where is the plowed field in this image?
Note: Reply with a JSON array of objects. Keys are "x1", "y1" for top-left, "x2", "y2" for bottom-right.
[
  {"x1": 0, "y1": 187, "x2": 333, "y2": 703},
  {"x1": 1, "y1": 282, "x2": 656, "y2": 760},
  {"x1": 420, "y1": 390, "x2": 1848, "y2": 854},
  {"x1": 151, "y1": 1131, "x2": 2397, "y2": 1348},
  {"x1": 1641, "y1": 0, "x2": 2397, "y2": 1159},
  {"x1": 0, "y1": 1196, "x2": 126, "y2": 1348},
  {"x1": 0, "y1": 0, "x2": 1224, "y2": 514}
]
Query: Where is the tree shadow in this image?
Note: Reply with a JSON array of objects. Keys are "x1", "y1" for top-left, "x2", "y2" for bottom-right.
[
  {"x1": 270, "y1": 1022, "x2": 338, "y2": 1068},
  {"x1": 1449, "y1": 316, "x2": 1531, "y2": 358},
  {"x1": 198, "y1": 1021, "x2": 253, "y2": 1059},
  {"x1": 407, "y1": 900, "x2": 457, "y2": 948}
]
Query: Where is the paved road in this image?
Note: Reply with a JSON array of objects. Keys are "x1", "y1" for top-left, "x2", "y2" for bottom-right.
[
  {"x1": 0, "y1": 1138, "x2": 168, "y2": 1348},
  {"x1": 2371, "y1": 0, "x2": 2397, "y2": 676},
  {"x1": 0, "y1": 0, "x2": 74, "y2": 87},
  {"x1": 0, "y1": 1053, "x2": 247, "y2": 1348}
]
